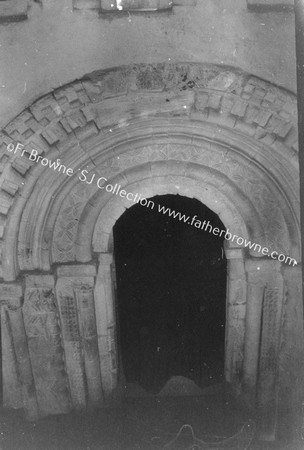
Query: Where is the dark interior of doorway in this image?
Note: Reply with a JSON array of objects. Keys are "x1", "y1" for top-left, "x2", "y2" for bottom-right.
[{"x1": 113, "y1": 194, "x2": 227, "y2": 394}]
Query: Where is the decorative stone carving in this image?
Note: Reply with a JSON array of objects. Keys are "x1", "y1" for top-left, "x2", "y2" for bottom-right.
[
  {"x1": 0, "y1": 283, "x2": 39, "y2": 420},
  {"x1": 94, "y1": 254, "x2": 118, "y2": 401},
  {"x1": 23, "y1": 275, "x2": 70, "y2": 416},
  {"x1": 55, "y1": 265, "x2": 103, "y2": 408},
  {"x1": 258, "y1": 283, "x2": 284, "y2": 440},
  {"x1": 49, "y1": 138, "x2": 291, "y2": 265},
  {"x1": 52, "y1": 183, "x2": 93, "y2": 263},
  {"x1": 0, "y1": 64, "x2": 299, "y2": 281}
]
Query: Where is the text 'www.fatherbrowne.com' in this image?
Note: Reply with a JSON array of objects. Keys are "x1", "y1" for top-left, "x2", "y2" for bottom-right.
[
  {"x1": 156, "y1": 204, "x2": 297, "y2": 266},
  {"x1": 6, "y1": 142, "x2": 297, "y2": 266}
]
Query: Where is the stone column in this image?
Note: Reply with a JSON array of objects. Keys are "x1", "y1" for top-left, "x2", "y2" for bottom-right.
[
  {"x1": 0, "y1": 283, "x2": 39, "y2": 421},
  {"x1": 277, "y1": 264, "x2": 303, "y2": 439},
  {"x1": 224, "y1": 248, "x2": 247, "y2": 392},
  {"x1": 257, "y1": 261, "x2": 284, "y2": 441},
  {"x1": 23, "y1": 275, "x2": 71, "y2": 417},
  {"x1": 73, "y1": 280, "x2": 104, "y2": 406},
  {"x1": 56, "y1": 265, "x2": 103, "y2": 409},
  {"x1": 94, "y1": 253, "x2": 118, "y2": 402},
  {"x1": 242, "y1": 259, "x2": 265, "y2": 401},
  {"x1": 243, "y1": 258, "x2": 284, "y2": 440}
]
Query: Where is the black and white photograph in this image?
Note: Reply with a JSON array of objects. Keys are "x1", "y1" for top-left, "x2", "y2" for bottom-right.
[{"x1": 0, "y1": 0, "x2": 303, "y2": 449}]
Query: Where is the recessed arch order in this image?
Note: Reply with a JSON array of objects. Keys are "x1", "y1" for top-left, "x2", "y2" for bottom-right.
[{"x1": 1, "y1": 119, "x2": 300, "y2": 279}]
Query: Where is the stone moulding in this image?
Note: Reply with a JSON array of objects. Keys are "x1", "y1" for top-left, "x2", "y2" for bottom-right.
[{"x1": 0, "y1": 62, "x2": 300, "y2": 281}]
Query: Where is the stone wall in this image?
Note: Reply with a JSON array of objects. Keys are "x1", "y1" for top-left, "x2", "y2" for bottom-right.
[{"x1": 0, "y1": 0, "x2": 296, "y2": 129}]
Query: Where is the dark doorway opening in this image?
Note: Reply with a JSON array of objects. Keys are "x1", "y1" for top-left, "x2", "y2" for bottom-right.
[{"x1": 113, "y1": 194, "x2": 227, "y2": 394}]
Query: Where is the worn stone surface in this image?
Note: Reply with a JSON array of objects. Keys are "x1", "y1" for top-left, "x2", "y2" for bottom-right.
[
  {"x1": 23, "y1": 275, "x2": 71, "y2": 416},
  {"x1": 225, "y1": 252, "x2": 247, "y2": 389},
  {"x1": 56, "y1": 267, "x2": 103, "y2": 409},
  {"x1": 94, "y1": 253, "x2": 118, "y2": 401},
  {"x1": 257, "y1": 281, "x2": 284, "y2": 440},
  {"x1": 0, "y1": 0, "x2": 296, "y2": 129},
  {"x1": 247, "y1": 0, "x2": 293, "y2": 12},
  {"x1": 1, "y1": 305, "x2": 23, "y2": 410},
  {"x1": 0, "y1": 0, "x2": 28, "y2": 23}
]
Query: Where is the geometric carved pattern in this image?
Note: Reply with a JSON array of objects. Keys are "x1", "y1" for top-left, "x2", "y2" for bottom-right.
[
  {"x1": 52, "y1": 182, "x2": 92, "y2": 263},
  {"x1": 58, "y1": 296, "x2": 81, "y2": 341},
  {"x1": 55, "y1": 278, "x2": 87, "y2": 409},
  {"x1": 51, "y1": 140, "x2": 292, "y2": 263},
  {"x1": 259, "y1": 288, "x2": 280, "y2": 374},
  {"x1": 55, "y1": 266, "x2": 103, "y2": 409},
  {"x1": 257, "y1": 285, "x2": 284, "y2": 439},
  {"x1": 23, "y1": 275, "x2": 71, "y2": 416},
  {"x1": 0, "y1": 63, "x2": 300, "y2": 280}
]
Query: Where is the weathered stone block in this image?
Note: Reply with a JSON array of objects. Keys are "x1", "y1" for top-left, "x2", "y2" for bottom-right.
[
  {"x1": 56, "y1": 270, "x2": 103, "y2": 408},
  {"x1": 23, "y1": 276, "x2": 70, "y2": 416},
  {"x1": 1, "y1": 306, "x2": 23, "y2": 409},
  {"x1": 247, "y1": 0, "x2": 293, "y2": 11},
  {"x1": 0, "y1": 0, "x2": 28, "y2": 24},
  {"x1": 231, "y1": 100, "x2": 248, "y2": 118},
  {"x1": 253, "y1": 110, "x2": 272, "y2": 127}
]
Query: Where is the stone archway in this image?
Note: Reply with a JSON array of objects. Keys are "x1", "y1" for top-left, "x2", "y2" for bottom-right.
[{"x1": 0, "y1": 63, "x2": 302, "y2": 440}]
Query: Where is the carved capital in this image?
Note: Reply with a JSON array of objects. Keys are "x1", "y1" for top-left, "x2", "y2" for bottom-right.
[
  {"x1": 56, "y1": 264, "x2": 96, "y2": 278},
  {"x1": 0, "y1": 283, "x2": 23, "y2": 308},
  {"x1": 98, "y1": 253, "x2": 113, "y2": 265}
]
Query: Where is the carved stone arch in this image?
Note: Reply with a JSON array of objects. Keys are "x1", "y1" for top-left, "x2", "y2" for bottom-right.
[
  {"x1": 9, "y1": 121, "x2": 300, "y2": 273},
  {"x1": 0, "y1": 64, "x2": 302, "y2": 440},
  {"x1": 0, "y1": 62, "x2": 300, "y2": 280}
]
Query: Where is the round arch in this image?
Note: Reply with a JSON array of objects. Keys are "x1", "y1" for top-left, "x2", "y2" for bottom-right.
[{"x1": 3, "y1": 120, "x2": 299, "y2": 277}]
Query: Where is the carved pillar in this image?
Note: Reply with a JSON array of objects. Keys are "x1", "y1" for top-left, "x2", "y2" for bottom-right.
[
  {"x1": 0, "y1": 283, "x2": 39, "y2": 421},
  {"x1": 257, "y1": 262, "x2": 284, "y2": 441},
  {"x1": 94, "y1": 253, "x2": 118, "y2": 402},
  {"x1": 243, "y1": 259, "x2": 284, "y2": 440},
  {"x1": 56, "y1": 265, "x2": 103, "y2": 409},
  {"x1": 225, "y1": 248, "x2": 247, "y2": 392},
  {"x1": 278, "y1": 264, "x2": 303, "y2": 438},
  {"x1": 23, "y1": 275, "x2": 71, "y2": 417},
  {"x1": 242, "y1": 259, "x2": 265, "y2": 399}
]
